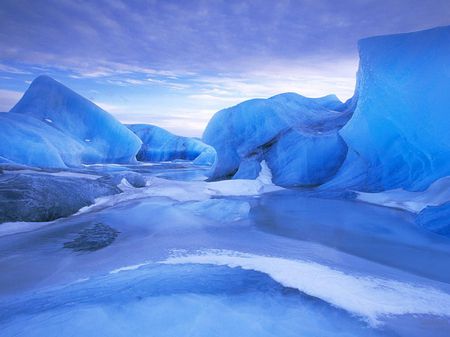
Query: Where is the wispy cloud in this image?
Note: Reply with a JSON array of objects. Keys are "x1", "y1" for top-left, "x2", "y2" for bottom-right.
[
  {"x1": 0, "y1": 89, "x2": 22, "y2": 111},
  {"x1": 0, "y1": 0, "x2": 448, "y2": 135}
]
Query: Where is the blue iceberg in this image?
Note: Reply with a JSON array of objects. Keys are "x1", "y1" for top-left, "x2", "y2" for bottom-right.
[
  {"x1": 203, "y1": 93, "x2": 351, "y2": 186},
  {"x1": 128, "y1": 124, "x2": 216, "y2": 165},
  {"x1": 0, "y1": 76, "x2": 142, "y2": 168},
  {"x1": 338, "y1": 26, "x2": 450, "y2": 191}
]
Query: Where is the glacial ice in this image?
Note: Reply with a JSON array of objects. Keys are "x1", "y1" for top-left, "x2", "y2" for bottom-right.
[
  {"x1": 0, "y1": 76, "x2": 142, "y2": 168},
  {"x1": 416, "y1": 203, "x2": 450, "y2": 237},
  {"x1": 128, "y1": 124, "x2": 216, "y2": 165},
  {"x1": 203, "y1": 93, "x2": 351, "y2": 186},
  {"x1": 338, "y1": 26, "x2": 450, "y2": 191}
]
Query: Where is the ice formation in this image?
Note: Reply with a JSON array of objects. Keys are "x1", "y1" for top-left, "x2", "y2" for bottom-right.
[
  {"x1": 128, "y1": 124, "x2": 216, "y2": 165},
  {"x1": 203, "y1": 93, "x2": 351, "y2": 186},
  {"x1": 0, "y1": 76, "x2": 142, "y2": 168},
  {"x1": 338, "y1": 26, "x2": 450, "y2": 191}
]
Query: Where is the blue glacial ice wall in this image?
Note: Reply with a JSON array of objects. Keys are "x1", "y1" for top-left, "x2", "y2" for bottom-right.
[
  {"x1": 0, "y1": 76, "x2": 142, "y2": 168},
  {"x1": 128, "y1": 124, "x2": 216, "y2": 165},
  {"x1": 203, "y1": 93, "x2": 352, "y2": 186},
  {"x1": 337, "y1": 26, "x2": 450, "y2": 191}
]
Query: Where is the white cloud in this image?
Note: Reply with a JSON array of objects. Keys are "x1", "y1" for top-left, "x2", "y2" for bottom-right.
[{"x1": 0, "y1": 89, "x2": 22, "y2": 111}]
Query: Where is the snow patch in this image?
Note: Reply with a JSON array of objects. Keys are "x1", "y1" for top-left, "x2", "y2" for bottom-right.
[
  {"x1": 161, "y1": 249, "x2": 450, "y2": 326},
  {"x1": 110, "y1": 262, "x2": 151, "y2": 274},
  {"x1": 356, "y1": 176, "x2": 450, "y2": 213},
  {"x1": 78, "y1": 174, "x2": 283, "y2": 215}
]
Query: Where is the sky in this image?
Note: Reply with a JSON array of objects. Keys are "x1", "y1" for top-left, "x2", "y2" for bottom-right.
[{"x1": 0, "y1": 0, "x2": 449, "y2": 136}]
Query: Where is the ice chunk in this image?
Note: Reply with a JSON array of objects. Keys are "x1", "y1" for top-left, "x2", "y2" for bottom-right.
[
  {"x1": 0, "y1": 76, "x2": 142, "y2": 168},
  {"x1": 203, "y1": 93, "x2": 351, "y2": 186},
  {"x1": 128, "y1": 124, "x2": 216, "y2": 165},
  {"x1": 416, "y1": 202, "x2": 450, "y2": 237},
  {"x1": 339, "y1": 26, "x2": 450, "y2": 191}
]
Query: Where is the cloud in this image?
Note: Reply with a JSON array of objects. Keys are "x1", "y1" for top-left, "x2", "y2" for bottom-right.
[
  {"x1": 1, "y1": 0, "x2": 449, "y2": 74},
  {"x1": 0, "y1": 0, "x2": 448, "y2": 136},
  {"x1": 0, "y1": 89, "x2": 22, "y2": 111}
]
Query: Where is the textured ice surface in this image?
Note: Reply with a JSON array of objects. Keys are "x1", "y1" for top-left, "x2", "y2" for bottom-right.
[
  {"x1": 356, "y1": 176, "x2": 450, "y2": 213},
  {"x1": 163, "y1": 249, "x2": 450, "y2": 325},
  {"x1": 338, "y1": 26, "x2": 450, "y2": 191},
  {"x1": 128, "y1": 124, "x2": 216, "y2": 165},
  {"x1": 0, "y1": 172, "x2": 120, "y2": 223},
  {"x1": 1, "y1": 164, "x2": 450, "y2": 337},
  {"x1": 0, "y1": 76, "x2": 141, "y2": 168},
  {"x1": 0, "y1": 264, "x2": 394, "y2": 337},
  {"x1": 203, "y1": 93, "x2": 351, "y2": 186},
  {"x1": 416, "y1": 203, "x2": 450, "y2": 237}
]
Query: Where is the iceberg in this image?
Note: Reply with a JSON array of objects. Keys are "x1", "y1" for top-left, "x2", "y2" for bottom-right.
[
  {"x1": 0, "y1": 76, "x2": 142, "y2": 168},
  {"x1": 128, "y1": 124, "x2": 216, "y2": 165},
  {"x1": 203, "y1": 93, "x2": 351, "y2": 186},
  {"x1": 338, "y1": 26, "x2": 450, "y2": 191}
]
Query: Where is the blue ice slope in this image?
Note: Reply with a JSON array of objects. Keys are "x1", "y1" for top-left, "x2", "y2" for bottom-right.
[
  {"x1": 0, "y1": 76, "x2": 142, "y2": 168},
  {"x1": 338, "y1": 26, "x2": 450, "y2": 191}
]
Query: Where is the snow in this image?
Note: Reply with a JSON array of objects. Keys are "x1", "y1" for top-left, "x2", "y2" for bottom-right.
[
  {"x1": 162, "y1": 249, "x2": 450, "y2": 326},
  {"x1": 356, "y1": 176, "x2": 450, "y2": 213},
  {"x1": 77, "y1": 161, "x2": 282, "y2": 214},
  {"x1": 338, "y1": 26, "x2": 450, "y2": 191},
  {"x1": 0, "y1": 75, "x2": 142, "y2": 168},
  {"x1": 128, "y1": 124, "x2": 216, "y2": 165},
  {"x1": 203, "y1": 92, "x2": 351, "y2": 186}
]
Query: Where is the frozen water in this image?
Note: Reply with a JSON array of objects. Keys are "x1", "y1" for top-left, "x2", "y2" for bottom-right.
[
  {"x1": 128, "y1": 124, "x2": 216, "y2": 165},
  {"x1": 203, "y1": 92, "x2": 351, "y2": 186},
  {"x1": 338, "y1": 26, "x2": 450, "y2": 191},
  {"x1": 416, "y1": 203, "x2": 450, "y2": 237},
  {"x1": 356, "y1": 176, "x2": 450, "y2": 213},
  {"x1": 163, "y1": 249, "x2": 450, "y2": 325},
  {"x1": 1, "y1": 163, "x2": 449, "y2": 337},
  {"x1": 0, "y1": 76, "x2": 142, "y2": 168}
]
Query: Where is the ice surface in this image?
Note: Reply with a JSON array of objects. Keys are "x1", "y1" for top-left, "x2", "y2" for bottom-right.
[
  {"x1": 416, "y1": 203, "x2": 450, "y2": 237},
  {"x1": 0, "y1": 264, "x2": 393, "y2": 337},
  {"x1": 76, "y1": 161, "x2": 282, "y2": 215},
  {"x1": 203, "y1": 93, "x2": 351, "y2": 186},
  {"x1": 356, "y1": 176, "x2": 450, "y2": 213},
  {"x1": 0, "y1": 76, "x2": 142, "y2": 168},
  {"x1": 163, "y1": 249, "x2": 450, "y2": 325},
  {"x1": 338, "y1": 26, "x2": 450, "y2": 191},
  {"x1": 128, "y1": 124, "x2": 216, "y2": 165},
  {"x1": 1, "y1": 164, "x2": 450, "y2": 337}
]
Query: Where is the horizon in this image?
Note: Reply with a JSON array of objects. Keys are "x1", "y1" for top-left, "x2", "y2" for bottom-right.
[{"x1": 1, "y1": 0, "x2": 449, "y2": 137}]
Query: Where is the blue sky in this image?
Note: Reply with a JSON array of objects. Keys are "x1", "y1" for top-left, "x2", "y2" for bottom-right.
[{"x1": 0, "y1": 0, "x2": 449, "y2": 136}]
